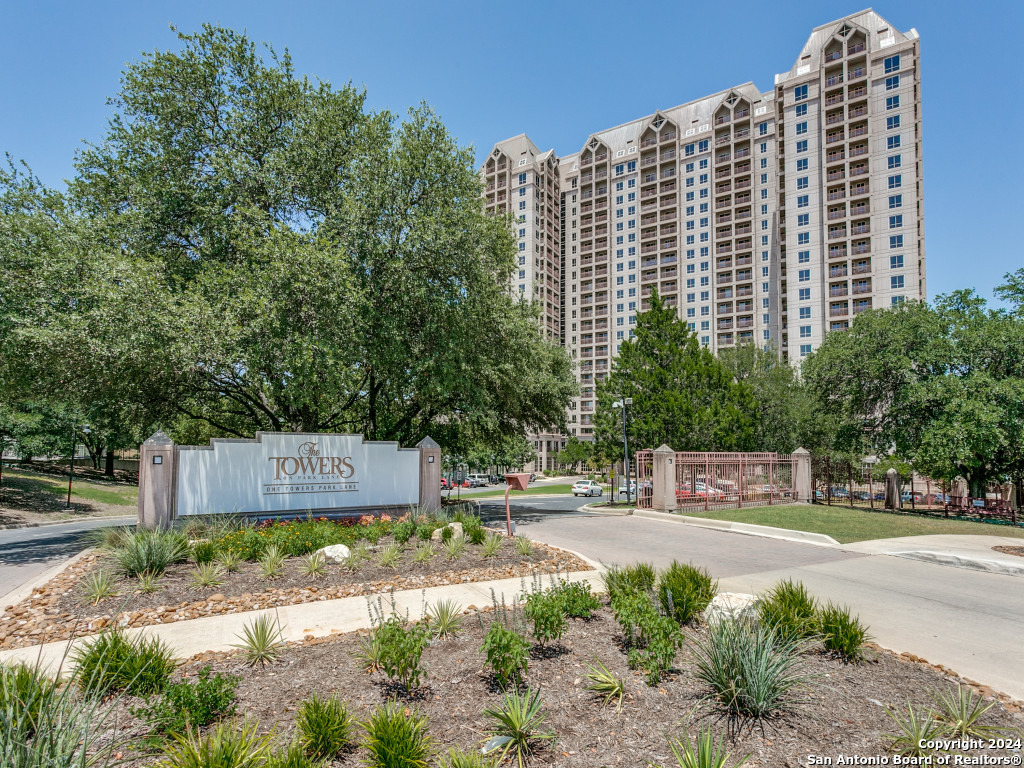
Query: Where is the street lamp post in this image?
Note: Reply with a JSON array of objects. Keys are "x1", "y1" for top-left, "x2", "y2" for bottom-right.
[
  {"x1": 613, "y1": 398, "x2": 633, "y2": 505},
  {"x1": 66, "y1": 424, "x2": 91, "y2": 508}
]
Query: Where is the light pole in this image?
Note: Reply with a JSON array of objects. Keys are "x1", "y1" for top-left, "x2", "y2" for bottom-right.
[
  {"x1": 612, "y1": 398, "x2": 633, "y2": 505},
  {"x1": 66, "y1": 424, "x2": 91, "y2": 508}
]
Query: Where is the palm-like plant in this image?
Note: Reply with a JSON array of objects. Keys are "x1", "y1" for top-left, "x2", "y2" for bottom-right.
[
  {"x1": 231, "y1": 614, "x2": 286, "y2": 668},
  {"x1": 482, "y1": 688, "x2": 556, "y2": 768}
]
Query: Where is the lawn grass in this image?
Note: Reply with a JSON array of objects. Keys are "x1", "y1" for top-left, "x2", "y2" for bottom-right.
[
  {"x1": 448, "y1": 483, "x2": 581, "y2": 499},
  {"x1": 0, "y1": 467, "x2": 137, "y2": 506},
  {"x1": 681, "y1": 503, "x2": 1024, "y2": 544}
]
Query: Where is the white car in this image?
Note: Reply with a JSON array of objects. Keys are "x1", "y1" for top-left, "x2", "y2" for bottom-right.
[{"x1": 572, "y1": 480, "x2": 603, "y2": 497}]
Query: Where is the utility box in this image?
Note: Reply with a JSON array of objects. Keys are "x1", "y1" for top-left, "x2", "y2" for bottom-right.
[{"x1": 505, "y1": 473, "x2": 530, "y2": 491}]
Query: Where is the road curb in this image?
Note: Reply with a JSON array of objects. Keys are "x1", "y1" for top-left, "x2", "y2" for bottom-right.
[
  {"x1": 0, "y1": 515, "x2": 135, "y2": 531},
  {"x1": 631, "y1": 509, "x2": 841, "y2": 547},
  {"x1": 890, "y1": 550, "x2": 1024, "y2": 578},
  {"x1": 577, "y1": 502, "x2": 633, "y2": 516},
  {"x1": 1, "y1": 548, "x2": 98, "y2": 612}
]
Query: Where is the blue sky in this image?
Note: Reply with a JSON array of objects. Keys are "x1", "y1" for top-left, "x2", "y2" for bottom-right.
[{"x1": 2, "y1": 0, "x2": 1020, "y2": 302}]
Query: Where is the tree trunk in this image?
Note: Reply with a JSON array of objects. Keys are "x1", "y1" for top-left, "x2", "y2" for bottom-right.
[{"x1": 105, "y1": 450, "x2": 115, "y2": 477}]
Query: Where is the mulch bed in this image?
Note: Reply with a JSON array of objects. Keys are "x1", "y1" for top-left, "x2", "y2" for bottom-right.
[
  {"x1": 100, "y1": 602, "x2": 1023, "y2": 767},
  {"x1": 994, "y1": 546, "x2": 1024, "y2": 558},
  {"x1": 0, "y1": 538, "x2": 592, "y2": 650}
]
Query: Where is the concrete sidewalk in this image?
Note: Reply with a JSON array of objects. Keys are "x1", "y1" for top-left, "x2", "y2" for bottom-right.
[{"x1": 0, "y1": 566, "x2": 604, "y2": 674}]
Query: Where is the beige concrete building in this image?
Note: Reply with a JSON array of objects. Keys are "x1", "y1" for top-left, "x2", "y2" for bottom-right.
[{"x1": 482, "y1": 9, "x2": 924, "y2": 450}]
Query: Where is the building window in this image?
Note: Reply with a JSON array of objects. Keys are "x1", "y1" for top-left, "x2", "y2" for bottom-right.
[
  {"x1": 889, "y1": 214, "x2": 903, "y2": 229},
  {"x1": 797, "y1": 176, "x2": 809, "y2": 190},
  {"x1": 758, "y1": 122, "x2": 768, "y2": 135},
  {"x1": 797, "y1": 195, "x2": 809, "y2": 208},
  {"x1": 798, "y1": 213, "x2": 809, "y2": 226},
  {"x1": 887, "y1": 115, "x2": 901, "y2": 130},
  {"x1": 890, "y1": 235, "x2": 904, "y2": 249},
  {"x1": 889, "y1": 194, "x2": 903, "y2": 209},
  {"x1": 687, "y1": 292, "x2": 695, "y2": 303},
  {"x1": 615, "y1": 163, "x2": 624, "y2": 176},
  {"x1": 687, "y1": 307, "x2": 695, "y2": 318},
  {"x1": 798, "y1": 250, "x2": 810, "y2": 263},
  {"x1": 800, "y1": 325, "x2": 811, "y2": 338},
  {"x1": 518, "y1": 172, "x2": 527, "y2": 184},
  {"x1": 519, "y1": 201, "x2": 526, "y2": 210},
  {"x1": 700, "y1": 290, "x2": 710, "y2": 301},
  {"x1": 518, "y1": 270, "x2": 525, "y2": 278},
  {"x1": 519, "y1": 243, "x2": 526, "y2": 251},
  {"x1": 891, "y1": 295, "x2": 905, "y2": 305},
  {"x1": 888, "y1": 155, "x2": 902, "y2": 169},
  {"x1": 519, "y1": 256, "x2": 525, "y2": 265},
  {"x1": 890, "y1": 254, "x2": 904, "y2": 269},
  {"x1": 762, "y1": 251, "x2": 769, "y2": 261},
  {"x1": 761, "y1": 219, "x2": 768, "y2": 230},
  {"x1": 887, "y1": 135, "x2": 901, "y2": 150},
  {"x1": 685, "y1": 143, "x2": 695, "y2": 156},
  {"x1": 884, "y1": 54, "x2": 901, "y2": 74},
  {"x1": 885, "y1": 75, "x2": 900, "y2": 90},
  {"x1": 795, "y1": 103, "x2": 807, "y2": 117},
  {"x1": 799, "y1": 307, "x2": 811, "y2": 319},
  {"x1": 798, "y1": 269, "x2": 811, "y2": 282},
  {"x1": 794, "y1": 84, "x2": 808, "y2": 101},
  {"x1": 796, "y1": 140, "x2": 808, "y2": 153},
  {"x1": 762, "y1": 266, "x2": 769, "y2": 277},
  {"x1": 797, "y1": 158, "x2": 808, "y2": 171},
  {"x1": 796, "y1": 121, "x2": 808, "y2": 135},
  {"x1": 891, "y1": 275, "x2": 905, "y2": 289},
  {"x1": 887, "y1": 175, "x2": 902, "y2": 189},
  {"x1": 800, "y1": 344, "x2": 812, "y2": 356},
  {"x1": 886, "y1": 95, "x2": 900, "y2": 110},
  {"x1": 798, "y1": 232, "x2": 810, "y2": 245},
  {"x1": 763, "y1": 298, "x2": 771, "y2": 308},
  {"x1": 700, "y1": 277, "x2": 709, "y2": 287},
  {"x1": 799, "y1": 288, "x2": 811, "y2": 300}
]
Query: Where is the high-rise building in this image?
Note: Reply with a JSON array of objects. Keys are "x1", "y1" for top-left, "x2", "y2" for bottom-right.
[{"x1": 482, "y1": 9, "x2": 924, "y2": 451}]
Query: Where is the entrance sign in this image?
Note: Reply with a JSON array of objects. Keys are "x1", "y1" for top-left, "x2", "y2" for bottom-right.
[{"x1": 138, "y1": 431, "x2": 440, "y2": 529}]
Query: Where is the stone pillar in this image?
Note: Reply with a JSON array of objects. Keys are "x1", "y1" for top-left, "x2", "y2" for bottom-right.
[
  {"x1": 652, "y1": 444, "x2": 676, "y2": 512},
  {"x1": 138, "y1": 431, "x2": 176, "y2": 530},
  {"x1": 417, "y1": 436, "x2": 441, "y2": 512},
  {"x1": 792, "y1": 448, "x2": 812, "y2": 504},
  {"x1": 884, "y1": 468, "x2": 902, "y2": 510}
]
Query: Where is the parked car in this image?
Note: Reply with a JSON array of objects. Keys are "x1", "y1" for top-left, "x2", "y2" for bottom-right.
[
  {"x1": 467, "y1": 474, "x2": 490, "y2": 487},
  {"x1": 618, "y1": 480, "x2": 637, "y2": 495},
  {"x1": 572, "y1": 480, "x2": 604, "y2": 497}
]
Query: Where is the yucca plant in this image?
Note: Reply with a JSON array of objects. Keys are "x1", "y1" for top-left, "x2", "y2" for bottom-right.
[
  {"x1": 426, "y1": 599, "x2": 463, "y2": 639},
  {"x1": 481, "y1": 532, "x2": 504, "y2": 558},
  {"x1": 136, "y1": 569, "x2": 162, "y2": 594},
  {"x1": 362, "y1": 701, "x2": 433, "y2": 768},
  {"x1": 113, "y1": 528, "x2": 190, "y2": 576},
  {"x1": 412, "y1": 542, "x2": 435, "y2": 564},
  {"x1": 232, "y1": 614, "x2": 286, "y2": 667},
  {"x1": 929, "y1": 683, "x2": 1012, "y2": 740},
  {"x1": 295, "y1": 692, "x2": 354, "y2": 761},
  {"x1": 84, "y1": 524, "x2": 134, "y2": 551},
  {"x1": 218, "y1": 550, "x2": 242, "y2": 573},
  {"x1": 443, "y1": 533, "x2": 468, "y2": 560},
  {"x1": 156, "y1": 716, "x2": 274, "y2": 768},
  {"x1": 817, "y1": 602, "x2": 870, "y2": 661},
  {"x1": 691, "y1": 617, "x2": 813, "y2": 718},
  {"x1": 512, "y1": 536, "x2": 533, "y2": 557},
  {"x1": 584, "y1": 658, "x2": 625, "y2": 712},
  {"x1": 378, "y1": 542, "x2": 404, "y2": 569},
  {"x1": 482, "y1": 688, "x2": 556, "y2": 768},
  {"x1": 300, "y1": 551, "x2": 328, "y2": 578},
  {"x1": 80, "y1": 569, "x2": 119, "y2": 605},
  {"x1": 188, "y1": 562, "x2": 226, "y2": 590},
  {"x1": 258, "y1": 545, "x2": 285, "y2": 579},
  {"x1": 883, "y1": 701, "x2": 946, "y2": 758},
  {"x1": 757, "y1": 579, "x2": 818, "y2": 643},
  {"x1": 352, "y1": 632, "x2": 385, "y2": 674},
  {"x1": 655, "y1": 728, "x2": 750, "y2": 768}
]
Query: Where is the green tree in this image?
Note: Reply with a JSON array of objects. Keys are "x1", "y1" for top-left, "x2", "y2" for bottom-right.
[
  {"x1": 3, "y1": 26, "x2": 574, "y2": 450},
  {"x1": 555, "y1": 436, "x2": 592, "y2": 470},
  {"x1": 593, "y1": 293, "x2": 756, "y2": 453}
]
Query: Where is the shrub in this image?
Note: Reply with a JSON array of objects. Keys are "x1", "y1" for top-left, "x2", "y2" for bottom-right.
[
  {"x1": 466, "y1": 524, "x2": 487, "y2": 546},
  {"x1": 426, "y1": 599, "x2": 463, "y2": 639},
  {"x1": 440, "y1": 525, "x2": 454, "y2": 543},
  {"x1": 189, "y1": 562, "x2": 226, "y2": 590},
  {"x1": 80, "y1": 570, "x2": 119, "y2": 605},
  {"x1": 482, "y1": 688, "x2": 556, "y2": 768},
  {"x1": 191, "y1": 539, "x2": 219, "y2": 564},
  {"x1": 135, "y1": 667, "x2": 238, "y2": 735},
  {"x1": 300, "y1": 551, "x2": 328, "y2": 578},
  {"x1": 512, "y1": 536, "x2": 533, "y2": 557},
  {"x1": 657, "y1": 561, "x2": 717, "y2": 626},
  {"x1": 218, "y1": 551, "x2": 242, "y2": 573},
  {"x1": 416, "y1": 523, "x2": 435, "y2": 541},
  {"x1": 619, "y1": 601, "x2": 683, "y2": 686},
  {"x1": 352, "y1": 632, "x2": 385, "y2": 674},
  {"x1": 412, "y1": 542, "x2": 435, "y2": 564},
  {"x1": 264, "y1": 740, "x2": 325, "y2": 768},
  {"x1": 295, "y1": 692, "x2": 354, "y2": 760},
  {"x1": 691, "y1": 618, "x2": 813, "y2": 717},
  {"x1": 657, "y1": 728, "x2": 750, "y2": 768},
  {"x1": 258, "y1": 545, "x2": 285, "y2": 579},
  {"x1": 362, "y1": 701, "x2": 433, "y2": 768},
  {"x1": 929, "y1": 683, "x2": 1012, "y2": 740},
  {"x1": 378, "y1": 542, "x2": 404, "y2": 569},
  {"x1": 156, "y1": 716, "x2": 273, "y2": 768},
  {"x1": 393, "y1": 519, "x2": 416, "y2": 544},
  {"x1": 137, "y1": 569, "x2": 162, "y2": 593},
  {"x1": 817, "y1": 602, "x2": 869, "y2": 661},
  {"x1": 603, "y1": 562, "x2": 656, "y2": 602},
  {"x1": 551, "y1": 580, "x2": 600, "y2": 619},
  {"x1": 584, "y1": 658, "x2": 624, "y2": 712},
  {"x1": 114, "y1": 528, "x2": 189, "y2": 576},
  {"x1": 375, "y1": 617, "x2": 429, "y2": 692},
  {"x1": 757, "y1": 579, "x2": 818, "y2": 643},
  {"x1": 480, "y1": 621, "x2": 530, "y2": 689},
  {"x1": 481, "y1": 532, "x2": 504, "y2": 558},
  {"x1": 442, "y1": 533, "x2": 468, "y2": 560},
  {"x1": 74, "y1": 628, "x2": 176, "y2": 697},
  {"x1": 883, "y1": 701, "x2": 945, "y2": 758},
  {"x1": 523, "y1": 590, "x2": 566, "y2": 648},
  {"x1": 232, "y1": 614, "x2": 286, "y2": 667}
]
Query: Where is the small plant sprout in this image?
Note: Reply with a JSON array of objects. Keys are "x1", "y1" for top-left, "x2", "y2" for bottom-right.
[
  {"x1": 217, "y1": 550, "x2": 241, "y2": 573},
  {"x1": 351, "y1": 632, "x2": 385, "y2": 675},
  {"x1": 585, "y1": 658, "x2": 625, "y2": 712},
  {"x1": 482, "y1": 531, "x2": 504, "y2": 557},
  {"x1": 883, "y1": 701, "x2": 947, "y2": 758},
  {"x1": 426, "y1": 599, "x2": 463, "y2": 639},
  {"x1": 513, "y1": 536, "x2": 534, "y2": 557},
  {"x1": 258, "y1": 545, "x2": 285, "y2": 579},
  {"x1": 80, "y1": 570, "x2": 119, "y2": 605},
  {"x1": 378, "y1": 542, "x2": 403, "y2": 569},
  {"x1": 442, "y1": 533, "x2": 468, "y2": 560},
  {"x1": 412, "y1": 541, "x2": 435, "y2": 564},
  {"x1": 300, "y1": 551, "x2": 328, "y2": 578},
  {"x1": 232, "y1": 614, "x2": 286, "y2": 667},
  {"x1": 656, "y1": 727, "x2": 751, "y2": 768},
  {"x1": 188, "y1": 562, "x2": 226, "y2": 590},
  {"x1": 136, "y1": 569, "x2": 162, "y2": 594}
]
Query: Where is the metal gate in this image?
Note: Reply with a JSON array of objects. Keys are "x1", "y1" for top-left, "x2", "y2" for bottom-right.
[{"x1": 634, "y1": 451, "x2": 793, "y2": 511}]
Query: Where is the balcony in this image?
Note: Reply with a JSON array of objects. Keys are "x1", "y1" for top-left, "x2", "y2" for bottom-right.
[
  {"x1": 825, "y1": 93, "x2": 844, "y2": 106},
  {"x1": 849, "y1": 85, "x2": 867, "y2": 99},
  {"x1": 640, "y1": 138, "x2": 657, "y2": 148},
  {"x1": 828, "y1": 229, "x2": 847, "y2": 240},
  {"x1": 852, "y1": 263, "x2": 871, "y2": 275},
  {"x1": 850, "y1": 203, "x2": 869, "y2": 216},
  {"x1": 851, "y1": 242, "x2": 871, "y2": 255},
  {"x1": 717, "y1": 243, "x2": 733, "y2": 254},
  {"x1": 849, "y1": 105, "x2": 868, "y2": 119},
  {"x1": 825, "y1": 50, "x2": 843, "y2": 62},
  {"x1": 827, "y1": 170, "x2": 846, "y2": 182},
  {"x1": 642, "y1": 157, "x2": 657, "y2": 168},
  {"x1": 826, "y1": 114, "x2": 844, "y2": 126},
  {"x1": 715, "y1": 115, "x2": 730, "y2": 125},
  {"x1": 827, "y1": 189, "x2": 847, "y2": 201},
  {"x1": 735, "y1": 223, "x2": 752, "y2": 235},
  {"x1": 717, "y1": 153, "x2": 731, "y2": 164},
  {"x1": 851, "y1": 223, "x2": 870, "y2": 235},
  {"x1": 827, "y1": 151, "x2": 846, "y2": 162},
  {"x1": 850, "y1": 184, "x2": 869, "y2": 198},
  {"x1": 849, "y1": 145, "x2": 868, "y2": 158},
  {"x1": 829, "y1": 247, "x2": 848, "y2": 259},
  {"x1": 826, "y1": 132, "x2": 845, "y2": 144},
  {"x1": 830, "y1": 306, "x2": 849, "y2": 317},
  {"x1": 736, "y1": 286, "x2": 753, "y2": 297},
  {"x1": 849, "y1": 66, "x2": 866, "y2": 80},
  {"x1": 830, "y1": 267, "x2": 848, "y2": 278},
  {"x1": 716, "y1": 168, "x2": 731, "y2": 179},
  {"x1": 718, "y1": 274, "x2": 733, "y2": 285},
  {"x1": 830, "y1": 286, "x2": 849, "y2": 297},
  {"x1": 736, "y1": 255, "x2": 753, "y2": 266},
  {"x1": 826, "y1": 74, "x2": 844, "y2": 87},
  {"x1": 716, "y1": 135, "x2": 731, "y2": 147},
  {"x1": 661, "y1": 131, "x2": 677, "y2": 141},
  {"x1": 734, "y1": 148, "x2": 750, "y2": 159},
  {"x1": 828, "y1": 209, "x2": 846, "y2": 220},
  {"x1": 848, "y1": 43, "x2": 865, "y2": 55},
  {"x1": 595, "y1": 153, "x2": 608, "y2": 162},
  {"x1": 717, "y1": 213, "x2": 732, "y2": 224},
  {"x1": 734, "y1": 128, "x2": 750, "y2": 140},
  {"x1": 852, "y1": 283, "x2": 872, "y2": 295},
  {"x1": 850, "y1": 165, "x2": 869, "y2": 178},
  {"x1": 735, "y1": 179, "x2": 751, "y2": 191},
  {"x1": 718, "y1": 320, "x2": 734, "y2": 330}
]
